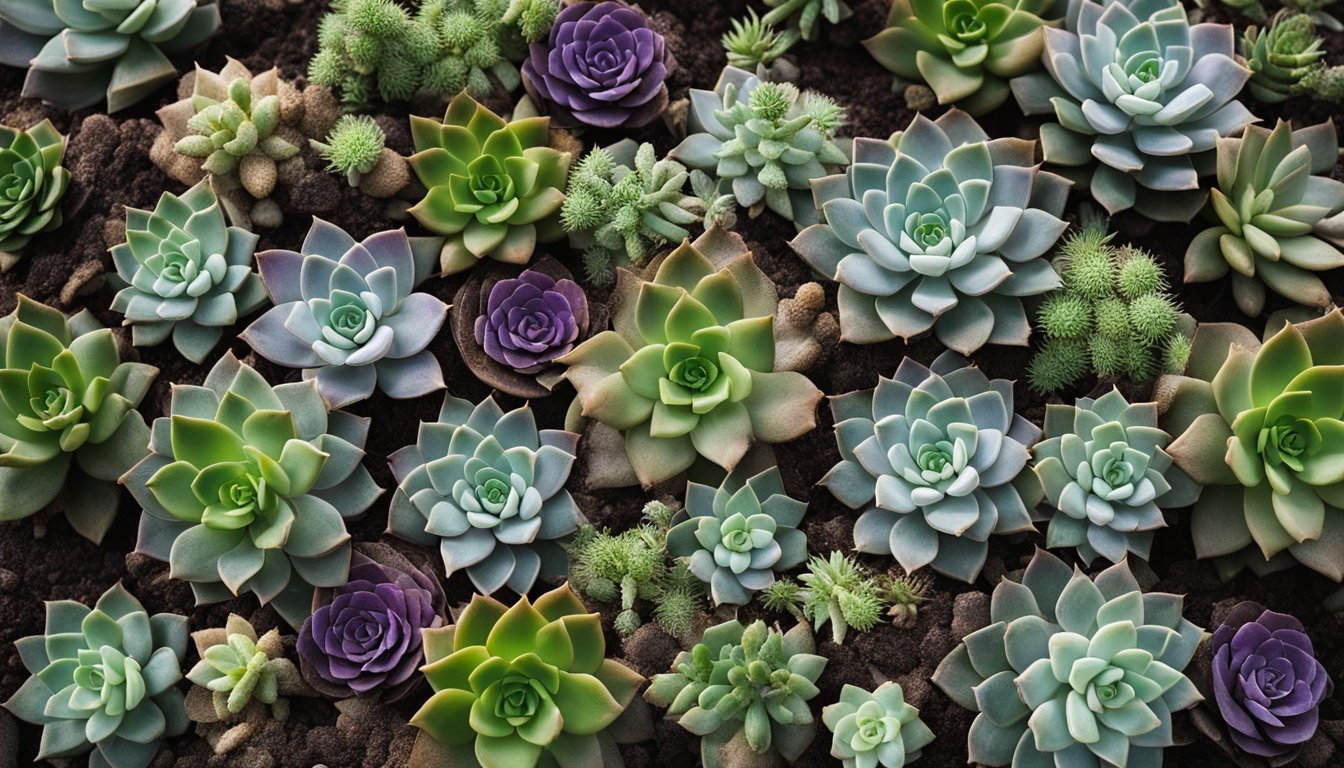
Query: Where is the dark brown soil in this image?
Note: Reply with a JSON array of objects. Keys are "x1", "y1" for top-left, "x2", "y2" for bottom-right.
[{"x1": 1, "y1": 1, "x2": 1342, "y2": 767}]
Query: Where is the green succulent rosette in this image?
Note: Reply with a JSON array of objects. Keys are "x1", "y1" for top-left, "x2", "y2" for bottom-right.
[
  {"x1": 822, "y1": 682, "x2": 935, "y2": 768},
  {"x1": 0, "y1": 119, "x2": 70, "y2": 267},
  {"x1": 0, "y1": 296, "x2": 157, "y2": 543}
]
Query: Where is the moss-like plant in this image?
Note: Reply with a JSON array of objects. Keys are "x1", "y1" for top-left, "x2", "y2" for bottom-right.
[
  {"x1": 0, "y1": 119, "x2": 69, "y2": 268},
  {"x1": 312, "y1": 115, "x2": 386, "y2": 186},
  {"x1": 186, "y1": 613, "x2": 306, "y2": 720},
  {"x1": 884, "y1": 572, "x2": 932, "y2": 628},
  {"x1": 761, "y1": 0, "x2": 852, "y2": 41},
  {"x1": 798, "y1": 552, "x2": 887, "y2": 644},
  {"x1": 722, "y1": 10, "x2": 799, "y2": 69},
  {"x1": 1028, "y1": 219, "x2": 1193, "y2": 393}
]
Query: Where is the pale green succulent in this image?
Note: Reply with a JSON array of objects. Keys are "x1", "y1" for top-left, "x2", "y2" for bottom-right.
[
  {"x1": 761, "y1": 0, "x2": 852, "y2": 40},
  {"x1": 186, "y1": 614, "x2": 285, "y2": 716},
  {"x1": 932, "y1": 548, "x2": 1204, "y2": 767},
  {"x1": 174, "y1": 73, "x2": 299, "y2": 177},
  {"x1": 722, "y1": 10, "x2": 798, "y2": 70},
  {"x1": 0, "y1": 119, "x2": 70, "y2": 265},
  {"x1": 797, "y1": 552, "x2": 887, "y2": 644},
  {"x1": 823, "y1": 682, "x2": 935, "y2": 768}
]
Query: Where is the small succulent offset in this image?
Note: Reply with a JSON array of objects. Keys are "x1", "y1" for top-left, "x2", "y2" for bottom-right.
[
  {"x1": 1185, "y1": 119, "x2": 1344, "y2": 317},
  {"x1": 1011, "y1": 0, "x2": 1256, "y2": 222},
  {"x1": 1033, "y1": 389, "x2": 1200, "y2": 565},
  {"x1": 797, "y1": 551, "x2": 887, "y2": 644},
  {"x1": 865, "y1": 0, "x2": 1059, "y2": 115},
  {"x1": 0, "y1": 119, "x2": 69, "y2": 267},
  {"x1": 523, "y1": 1, "x2": 669, "y2": 129},
  {"x1": 666, "y1": 465, "x2": 807, "y2": 606},
  {"x1": 126, "y1": 352, "x2": 382, "y2": 629},
  {"x1": 673, "y1": 67, "x2": 848, "y2": 227},
  {"x1": 824, "y1": 352, "x2": 1040, "y2": 584},
  {"x1": 790, "y1": 109, "x2": 1067, "y2": 353},
  {"x1": 1208, "y1": 602, "x2": 1333, "y2": 762},
  {"x1": 109, "y1": 180, "x2": 268, "y2": 364},
  {"x1": 174, "y1": 73, "x2": 300, "y2": 181},
  {"x1": 884, "y1": 571, "x2": 933, "y2": 628},
  {"x1": 722, "y1": 10, "x2": 799, "y2": 70},
  {"x1": 312, "y1": 115, "x2": 385, "y2": 187},
  {"x1": 644, "y1": 620, "x2": 827, "y2": 767},
  {"x1": 388, "y1": 395, "x2": 581, "y2": 595},
  {"x1": 559, "y1": 237, "x2": 823, "y2": 488},
  {"x1": 761, "y1": 0, "x2": 853, "y2": 41},
  {"x1": 298, "y1": 547, "x2": 445, "y2": 702},
  {"x1": 0, "y1": 297, "x2": 156, "y2": 544},
  {"x1": 186, "y1": 613, "x2": 304, "y2": 720},
  {"x1": 0, "y1": 0, "x2": 220, "y2": 112},
  {"x1": 562, "y1": 140, "x2": 735, "y2": 272},
  {"x1": 410, "y1": 584, "x2": 646, "y2": 768},
  {"x1": 932, "y1": 549, "x2": 1205, "y2": 767},
  {"x1": 408, "y1": 92, "x2": 572, "y2": 275},
  {"x1": 1160, "y1": 311, "x2": 1344, "y2": 586},
  {"x1": 242, "y1": 220, "x2": 447, "y2": 409},
  {"x1": 823, "y1": 682, "x2": 936, "y2": 768},
  {"x1": 1241, "y1": 12, "x2": 1327, "y2": 103},
  {"x1": 4, "y1": 583, "x2": 188, "y2": 768}
]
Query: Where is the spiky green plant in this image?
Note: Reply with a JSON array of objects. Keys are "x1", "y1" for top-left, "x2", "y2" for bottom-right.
[
  {"x1": 722, "y1": 10, "x2": 799, "y2": 69},
  {"x1": 884, "y1": 572, "x2": 932, "y2": 628},
  {"x1": 798, "y1": 552, "x2": 887, "y2": 644},
  {"x1": 312, "y1": 115, "x2": 386, "y2": 186}
]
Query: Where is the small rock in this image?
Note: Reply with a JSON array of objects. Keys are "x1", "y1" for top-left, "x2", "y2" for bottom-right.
[
  {"x1": 951, "y1": 591, "x2": 990, "y2": 641},
  {"x1": 902, "y1": 84, "x2": 937, "y2": 111},
  {"x1": 250, "y1": 199, "x2": 283, "y2": 229},
  {"x1": 59, "y1": 260, "x2": 105, "y2": 306},
  {"x1": 214, "y1": 721, "x2": 254, "y2": 755},
  {"x1": 0, "y1": 568, "x2": 18, "y2": 593}
]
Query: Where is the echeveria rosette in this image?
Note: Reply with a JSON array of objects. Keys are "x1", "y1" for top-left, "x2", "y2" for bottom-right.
[
  {"x1": 126, "y1": 352, "x2": 383, "y2": 630},
  {"x1": 644, "y1": 619, "x2": 827, "y2": 767},
  {"x1": 1033, "y1": 389, "x2": 1200, "y2": 565},
  {"x1": 408, "y1": 91, "x2": 572, "y2": 276},
  {"x1": 110, "y1": 179, "x2": 268, "y2": 363},
  {"x1": 241, "y1": 219, "x2": 447, "y2": 409},
  {"x1": 1160, "y1": 310, "x2": 1344, "y2": 586},
  {"x1": 822, "y1": 682, "x2": 936, "y2": 768},
  {"x1": 864, "y1": 0, "x2": 1060, "y2": 115},
  {"x1": 478, "y1": 268, "x2": 586, "y2": 374},
  {"x1": 1209, "y1": 602, "x2": 1333, "y2": 762},
  {"x1": 790, "y1": 109, "x2": 1068, "y2": 353},
  {"x1": 522, "y1": 1, "x2": 669, "y2": 130},
  {"x1": 1010, "y1": 0, "x2": 1256, "y2": 222},
  {"x1": 824, "y1": 351, "x2": 1041, "y2": 584},
  {"x1": 388, "y1": 394, "x2": 581, "y2": 595},
  {"x1": 1185, "y1": 119, "x2": 1344, "y2": 317},
  {"x1": 558, "y1": 235, "x2": 824, "y2": 488},
  {"x1": 0, "y1": 119, "x2": 69, "y2": 266},
  {"x1": 932, "y1": 548, "x2": 1205, "y2": 767},
  {"x1": 3, "y1": 583, "x2": 188, "y2": 768},
  {"x1": 0, "y1": 296, "x2": 157, "y2": 544},
  {"x1": 666, "y1": 464, "x2": 808, "y2": 606},
  {"x1": 410, "y1": 584, "x2": 646, "y2": 768},
  {"x1": 298, "y1": 547, "x2": 445, "y2": 703},
  {"x1": 0, "y1": 0, "x2": 220, "y2": 112}
]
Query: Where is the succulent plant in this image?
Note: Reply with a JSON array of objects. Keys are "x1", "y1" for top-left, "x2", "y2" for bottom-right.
[
  {"x1": 865, "y1": 0, "x2": 1059, "y2": 115},
  {"x1": 884, "y1": 571, "x2": 933, "y2": 628},
  {"x1": 408, "y1": 91, "x2": 572, "y2": 275},
  {"x1": 644, "y1": 619, "x2": 827, "y2": 767},
  {"x1": 1241, "y1": 11, "x2": 1327, "y2": 102},
  {"x1": 823, "y1": 352, "x2": 1041, "y2": 583},
  {"x1": 186, "y1": 613, "x2": 303, "y2": 719},
  {"x1": 0, "y1": 297, "x2": 156, "y2": 543},
  {"x1": 1033, "y1": 389, "x2": 1200, "y2": 565},
  {"x1": 761, "y1": 0, "x2": 853, "y2": 40},
  {"x1": 0, "y1": 0, "x2": 220, "y2": 112},
  {"x1": 722, "y1": 10, "x2": 799, "y2": 70},
  {"x1": 1160, "y1": 310, "x2": 1344, "y2": 586},
  {"x1": 790, "y1": 109, "x2": 1067, "y2": 352},
  {"x1": 932, "y1": 548, "x2": 1204, "y2": 767},
  {"x1": 4, "y1": 583, "x2": 188, "y2": 768},
  {"x1": 0, "y1": 119, "x2": 69, "y2": 267},
  {"x1": 1184, "y1": 119, "x2": 1344, "y2": 317},
  {"x1": 562, "y1": 139, "x2": 735, "y2": 272},
  {"x1": 823, "y1": 682, "x2": 936, "y2": 768},
  {"x1": 109, "y1": 180, "x2": 268, "y2": 364},
  {"x1": 666, "y1": 464, "x2": 807, "y2": 606},
  {"x1": 797, "y1": 551, "x2": 887, "y2": 644},
  {"x1": 1011, "y1": 0, "x2": 1256, "y2": 221},
  {"x1": 388, "y1": 394, "x2": 581, "y2": 595},
  {"x1": 558, "y1": 234, "x2": 823, "y2": 488},
  {"x1": 410, "y1": 584, "x2": 646, "y2": 768},
  {"x1": 298, "y1": 546, "x2": 445, "y2": 702},
  {"x1": 522, "y1": 1, "x2": 669, "y2": 129},
  {"x1": 672, "y1": 67, "x2": 848, "y2": 228},
  {"x1": 1208, "y1": 602, "x2": 1333, "y2": 761},
  {"x1": 241, "y1": 220, "x2": 447, "y2": 409},
  {"x1": 312, "y1": 114, "x2": 385, "y2": 186},
  {"x1": 174, "y1": 71, "x2": 300, "y2": 181},
  {"x1": 126, "y1": 352, "x2": 382, "y2": 629}
]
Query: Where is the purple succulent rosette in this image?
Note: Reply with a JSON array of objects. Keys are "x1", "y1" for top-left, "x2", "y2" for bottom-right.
[
  {"x1": 1211, "y1": 602, "x2": 1333, "y2": 760},
  {"x1": 522, "y1": 1, "x2": 670, "y2": 130},
  {"x1": 297, "y1": 545, "x2": 445, "y2": 703}
]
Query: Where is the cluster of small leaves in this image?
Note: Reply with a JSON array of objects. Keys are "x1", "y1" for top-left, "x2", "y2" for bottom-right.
[
  {"x1": 311, "y1": 115, "x2": 385, "y2": 185},
  {"x1": 722, "y1": 10, "x2": 799, "y2": 70},
  {"x1": 568, "y1": 501, "x2": 705, "y2": 638},
  {"x1": 884, "y1": 572, "x2": 932, "y2": 628},
  {"x1": 1208, "y1": 0, "x2": 1341, "y2": 28},
  {"x1": 761, "y1": 552, "x2": 886, "y2": 644},
  {"x1": 761, "y1": 0, "x2": 852, "y2": 41},
  {"x1": 1028, "y1": 219, "x2": 1189, "y2": 393},
  {"x1": 1241, "y1": 12, "x2": 1344, "y2": 103}
]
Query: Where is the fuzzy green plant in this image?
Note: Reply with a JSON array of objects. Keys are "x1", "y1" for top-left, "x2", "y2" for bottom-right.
[
  {"x1": 0, "y1": 119, "x2": 69, "y2": 268},
  {"x1": 186, "y1": 614, "x2": 299, "y2": 719},
  {"x1": 408, "y1": 91, "x2": 571, "y2": 275},
  {"x1": 1185, "y1": 119, "x2": 1344, "y2": 317},
  {"x1": 174, "y1": 75, "x2": 299, "y2": 178},
  {"x1": 4, "y1": 583, "x2": 188, "y2": 768},
  {"x1": 0, "y1": 297, "x2": 157, "y2": 543},
  {"x1": 865, "y1": 0, "x2": 1060, "y2": 115},
  {"x1": 884, "y1": 572, "x2": 932, "y2": 628},
  {"x1": 312, "y1": 115, "x2": 386, "y2": 187},
  {"x1": 798, "y1": 552, "x2": 887, "y2": 644},
  {"x1": 1299, "y1": 61, "x2": 1344, "y2": 99},
  {"x1": 823, "y1": 682, "x2": 935, "y2": 768},
  {"x1": 722, "y1": 10, "x2": 799, "y2": 70},
  {"x1": 673, "y1": 67, "x2": 848, "y2": 228},
  {"x1": 1242, "y1": 12, "x2": 1328, "y2": 102},
  {"x1": 932, "y1": 548, "x2": 1204, "y2": 767},
  {"x1": 644, "y1": 619, "x2": 827, "y2": 767},
  {"x1": 1028, "y1": 219, "x2": 1192, "y2": 393},
  {"x1": 561, "y1": 140, "x2": 735, "y2": 273},
  {"x1": 761, "y1": 0, "x2": 853, "y2": 41}
]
